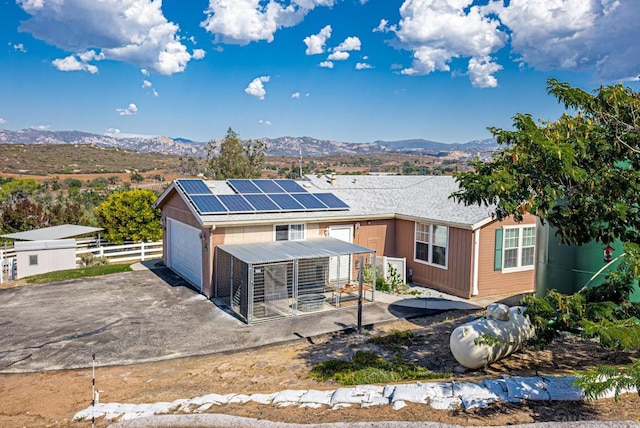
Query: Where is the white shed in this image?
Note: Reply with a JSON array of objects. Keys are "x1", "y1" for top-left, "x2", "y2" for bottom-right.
[
  {"x1": 1, "y1": 224, "x2": 103, "y2": 279},
  {"x1": 14, "y1": 239, "x2": 77, "y2": 278}
]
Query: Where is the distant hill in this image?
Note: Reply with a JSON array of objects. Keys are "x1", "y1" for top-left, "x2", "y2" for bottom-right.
[{"x1": 0, "y1": 128, "x2": 497, "y2": 158}]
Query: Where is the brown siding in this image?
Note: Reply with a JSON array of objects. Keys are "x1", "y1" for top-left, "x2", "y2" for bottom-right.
[
  {"x1": 160, "y1": 190, "x2": 210, "y2": 296},
  {"x1": 395, "y1": 219, "x2": 474, "y2": 298},
  {"x1": 475, "y1": 215, "x2": 537, "y2": 298}
]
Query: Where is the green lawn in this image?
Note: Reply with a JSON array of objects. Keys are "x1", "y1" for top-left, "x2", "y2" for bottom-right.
[{"x1": 25, "y1": 264, "x2": 133, "y2": 284}]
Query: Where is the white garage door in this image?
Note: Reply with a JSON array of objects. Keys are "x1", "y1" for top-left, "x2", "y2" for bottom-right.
[{"x1": 167, "y1": 218, "x2": 202, "y2": 291}]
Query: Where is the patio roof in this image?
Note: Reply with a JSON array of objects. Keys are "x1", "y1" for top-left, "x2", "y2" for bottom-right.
[
  {"x1": 217, "y1": 237, "x2": 374, "y2": 264},
  {"x1": 0, "y1": 224, "x2": 103, "y2": 241}
]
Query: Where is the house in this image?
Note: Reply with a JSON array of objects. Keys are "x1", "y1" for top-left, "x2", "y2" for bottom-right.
[{"x1": 154, "y1": 175, "x2": 537, "y2": 323}]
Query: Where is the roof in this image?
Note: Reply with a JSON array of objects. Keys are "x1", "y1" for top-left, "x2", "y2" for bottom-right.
[
  {"x1": 14, "y1": 239, "x2": 77, "y2": 251},
  {"x1": 155, "y1": 175, "x2": 496, "y2": 230},
  {"x1": 0, "y1": 224, "x2": 103, "y2": 241},
  {"x1": 218, "y1": 237, "x2": 374, "y2": 264}
]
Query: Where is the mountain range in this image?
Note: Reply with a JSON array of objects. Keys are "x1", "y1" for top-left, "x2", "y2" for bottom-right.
[{"x1": 0, "y1": 128, "x2": 497, "y2": 158}]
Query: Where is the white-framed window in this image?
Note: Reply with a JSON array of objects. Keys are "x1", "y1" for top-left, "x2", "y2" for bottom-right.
[
  {"x1": 500, "y1": 225, "x2": 536, "y2": 272},
  {"x1": 29, "y1": 255, "x2": 38, "y2": 266},
  {"x1": 275, "y1": 223, "x2": 305, "y2": 241},
  {"x1": 415, "y1": 223, "x2": 448, "y2": 268}
]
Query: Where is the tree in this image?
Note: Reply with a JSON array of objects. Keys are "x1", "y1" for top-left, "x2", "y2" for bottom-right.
[
  {"x1": 205, "y1": 127, "x2": 265, "y2": 179},
  {"x1": 452, "y1": 78, "x2": 640, "y2": 399},
  {"x1": 0, "y1": 198, "x2": 46, "y2": 233},
  {"x1": 95, "y1": 189, "x2": 161, "y2": 244}
]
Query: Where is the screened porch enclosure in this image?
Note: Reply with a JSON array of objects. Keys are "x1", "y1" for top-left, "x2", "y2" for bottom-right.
[{"x1": 214, "y1": 238, "x2": 376, "y2": 324}]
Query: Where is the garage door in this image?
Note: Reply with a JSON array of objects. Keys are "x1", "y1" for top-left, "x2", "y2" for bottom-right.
[{"x1": 167, "y1": 218, "x2": 202, "y2": 291}]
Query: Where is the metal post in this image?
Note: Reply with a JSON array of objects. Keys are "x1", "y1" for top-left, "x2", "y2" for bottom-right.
[
  {"x1": 357, "y1": 256, "x2": 363, "y2": 334},
  {"x1": 91, "y1": 353, "x2": 95, "y2": 428}
]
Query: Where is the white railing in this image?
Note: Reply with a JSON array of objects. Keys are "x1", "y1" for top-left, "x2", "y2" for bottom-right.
[{"x1": 76, "y1": 241, "x2": 163, "y2": 265}]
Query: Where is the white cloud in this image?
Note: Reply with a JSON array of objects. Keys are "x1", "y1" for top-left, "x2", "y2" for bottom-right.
[
  {"x1": 467, "y1": 56, "x2": 502, "y2": 88},
  {"x1": 327, "y1": 51, "x2": 349, "y2": 61},
  {"x1": 201, "y1": 0, "x2": 335, "y2": 45},
  {"x1": 105, "y1": 128, "x2": 121, "y2": 136},
  {"x1": 394, "y1": 0, "x2": 506, "y2": 86},
  {"x1": 77, "y1": 49, "x2": 104, "y2": 62},
  {"x1": 142, "y1": 80, "x2": 152, "y2": 88},
  {"x1": 0, "y1": 118, "x2": 6, "y2": 125},
  {"x1": 373, "y1": 19, "x2": 395, "y2": 33},
  {"x1": 17, "y1": 0, "x2": 195, "y2": 75},
  {"x1": 192, "y1": 48, "x2": 206, "y2": 60},
  {"x1": 258, "y1": 119, "x2": 272, "y2": 126},
  {"x1": 303, "y1": 24, "x2": 332, "y2": 55},
  {"x1": 333, "y1": 36, "x2": 361, "y2": 52},
  {"x1": 52, "y1": 55, "x2": 99, "y2": 74},
  {"x1": 245, "y1": 75, "x2": 270, "y2": 100},
  {"x1": 34, "y1": 125, "x2": 50, "y2": 130},
  {"x1": 12, "y1": 43, "x2": 27, "y2": 53},
  {"x1": 490, "y1": 0, "x2": 640, "y2": 81},
  {"x1": 152, "y1": 88, "x2": 159, "y2": 97},
  {"x1": 116, "y1": 103, "x2": 138, "y2": 116},
  {"x1": 292, "y1": 92, "x2": 301, "y2": 98},
  {"x1": 141, "y1": 68, "x2": 149, "y2": 76},
  {"x1": 319, "y1": 60, "x2": 334, "y2": 68},
  {"x1": 390, "y1": 0, "x2": 640, "y2": 85},
  {"x1": 355, "y1": 62, "x2": 373, "y2": 70}
]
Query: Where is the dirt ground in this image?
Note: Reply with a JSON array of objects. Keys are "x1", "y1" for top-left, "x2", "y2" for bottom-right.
[{"x1": 1, "y1": 308, "x2": 639, "y2": 428}]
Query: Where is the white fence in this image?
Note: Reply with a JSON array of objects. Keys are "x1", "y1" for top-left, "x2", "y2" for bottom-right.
[
  {"x1": 75, "y1": 241, "x2": 163, "y2": 264},
  {"x1": 0, "y1": 241, "x2": 163, "y2": 283}
]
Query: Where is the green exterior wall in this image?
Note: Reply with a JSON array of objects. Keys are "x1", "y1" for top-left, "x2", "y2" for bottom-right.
[{"x1": 535, "y1": 221, "x2": 639, "y2": 302}]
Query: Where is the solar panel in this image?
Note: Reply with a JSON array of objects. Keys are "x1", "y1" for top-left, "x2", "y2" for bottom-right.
[
  {"x1": 313, "y1": 193, "x2": 350, "y2": 209},
  {"x1": 291, "y1": 193, "x2": 327, "y2": 210},
  {"x1": 252, "y1": 179, "x2": 285, "y2": 193},
  {"x1": 177, "y1": 179, "x2": 211, "y2": 194},
  {"x1": 274, "y1": 179, "x2": 306, "y2": 193},
  {"x1": 191, "y1": 195, "x2": 227, "y2": 214},
  {"x1": 218, "y1": 194, "x2": 254, "y2": 212},
  {"x1": 268, "y1": 193, "x2": 305, "y2": 210},
  {"x1": 228, "y1": 179, "x2": 261, "y2": 194},
  {"x1": 244, "y1": 194, "x2": 280, "y2": 212}
]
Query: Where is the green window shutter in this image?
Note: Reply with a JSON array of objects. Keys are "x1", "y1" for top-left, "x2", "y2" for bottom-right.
[{"x1": 494, "y1": 228, "x2": 503, "y2": 271}]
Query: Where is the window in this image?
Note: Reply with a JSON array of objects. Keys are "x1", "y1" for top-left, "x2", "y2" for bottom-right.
[
  {"x1": 275, "y1": 223, "x2": 305, "y2": 241},
  {"x1": 415, "y1": 223, "x2": 448, "y2": 267},
  {"x1": 501, "y1": 226, "x2": 536, "y2": 271},
  {"x1": 29, "y1": 255, "x2": 38, "y2": 266}
]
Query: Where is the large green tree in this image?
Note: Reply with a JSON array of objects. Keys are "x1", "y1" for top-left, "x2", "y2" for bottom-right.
[
  {"x1": 452, "y1": 79, "x2": 640, "y2": 399},
  {"x1": 95, "y1": 189, "x2": 161, "y2": 244},
  {"x1": 205, "y1": 127, "x2": 265, "y2": 179}
]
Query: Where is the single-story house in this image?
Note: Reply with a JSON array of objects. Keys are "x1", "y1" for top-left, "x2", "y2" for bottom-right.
[{"x1": 154, "y1": 175, "x2": 537, "y2": 323}]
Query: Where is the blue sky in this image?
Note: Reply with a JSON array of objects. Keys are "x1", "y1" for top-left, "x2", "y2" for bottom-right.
[{"x1": 1, "y1": 0, "x2": 639, "y2": 144}]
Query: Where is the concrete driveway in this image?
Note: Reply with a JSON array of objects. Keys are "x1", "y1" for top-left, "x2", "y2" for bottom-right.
[{"x1": 0, "y1": 267, "x2": 410, "y2": 373}]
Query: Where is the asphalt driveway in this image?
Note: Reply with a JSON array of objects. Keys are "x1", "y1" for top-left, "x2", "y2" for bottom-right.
[{"x1": 0, "y1": 267, "x2": 405, "y2": 373}]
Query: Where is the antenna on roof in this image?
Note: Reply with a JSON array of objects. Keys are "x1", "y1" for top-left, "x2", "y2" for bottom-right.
[{"x1": 299, "y1": 149, "x2": 303, "y2": 180}]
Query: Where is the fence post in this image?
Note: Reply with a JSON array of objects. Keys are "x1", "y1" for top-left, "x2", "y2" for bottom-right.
[{"x1": 141, "y1": 242, "x2": 145, "y2": 261}]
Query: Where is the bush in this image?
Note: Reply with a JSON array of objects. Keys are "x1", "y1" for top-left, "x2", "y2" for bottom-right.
[{"x1": 80, "y1": 253, "x2": 110, "y2": 267}]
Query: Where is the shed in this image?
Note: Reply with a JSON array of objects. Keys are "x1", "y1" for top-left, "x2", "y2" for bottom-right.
[
  {"x1": 1, "y1": 224, "x2": 103, "y2": 279},
  {"x1": 215, "y1": 238, "x2": 376, "y2": 323}
]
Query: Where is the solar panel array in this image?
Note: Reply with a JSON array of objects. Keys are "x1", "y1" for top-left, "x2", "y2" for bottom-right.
[{"x1": 176, "y1": 179, "x2": 349, "y2": 215}]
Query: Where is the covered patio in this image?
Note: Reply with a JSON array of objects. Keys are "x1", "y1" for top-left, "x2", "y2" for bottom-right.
[{"x1": 214, "y1": 238, "x2": 376, "y2": 324}]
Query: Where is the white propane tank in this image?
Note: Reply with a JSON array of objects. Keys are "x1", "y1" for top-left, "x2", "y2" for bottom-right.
[{"x1": 449, "y1": 304, "x2": 535, "y2": 370}]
